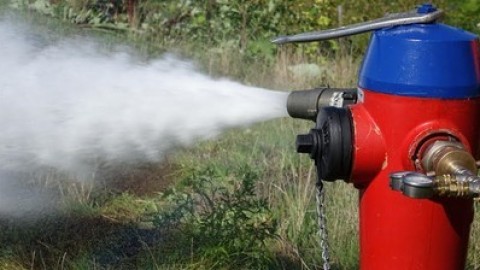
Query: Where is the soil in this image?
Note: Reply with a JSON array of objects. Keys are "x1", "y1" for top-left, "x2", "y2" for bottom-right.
[{"x1": 95, "y1": 159, "x2": 178, "y2": 196}]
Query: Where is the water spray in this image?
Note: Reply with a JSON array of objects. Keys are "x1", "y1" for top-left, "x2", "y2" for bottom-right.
[{"x1": 0, "y1": 18, "x2": 288, "y2": 216}]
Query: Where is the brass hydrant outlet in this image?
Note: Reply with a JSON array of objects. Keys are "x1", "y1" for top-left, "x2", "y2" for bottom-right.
[
  {"x1": 421, "y1": 141, "x2": 477, "y2": 176},
  {"x1": 389, "y1": 140, "x2": 480, "y2": 199}
]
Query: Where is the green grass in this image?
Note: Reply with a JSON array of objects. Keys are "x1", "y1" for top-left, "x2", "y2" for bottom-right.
[{"x1": 1, "y1": 118, "x2": 480, "y2": 269}]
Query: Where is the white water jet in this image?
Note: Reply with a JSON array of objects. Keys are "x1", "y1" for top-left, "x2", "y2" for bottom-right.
[{"x1": 0, "y1": 18, "x2": 288, "y2": 216}]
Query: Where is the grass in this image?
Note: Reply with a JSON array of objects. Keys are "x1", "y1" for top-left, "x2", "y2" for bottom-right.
[{"x1": 1, "y1": 4, "x2": 480, "y2": 270}]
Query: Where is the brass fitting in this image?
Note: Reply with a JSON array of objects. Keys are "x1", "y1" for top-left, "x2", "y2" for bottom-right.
[
  {"x1": 421, "y1": 141, "x2": 477, "y2": 176},
  {"x1": 389, "y1": 140, "x2": 479, "y2": 200},
  {"x1": 433, "y1": 174, "x2": 470, "y2": 197}
]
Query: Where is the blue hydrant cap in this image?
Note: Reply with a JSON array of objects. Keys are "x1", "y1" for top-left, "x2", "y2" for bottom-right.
[
  {"x1": 358, "y1": 22, "x2": 480, "y2": 99},
  {"x1": 417, "y1": 4, "x2": 437, "y2": 14}
]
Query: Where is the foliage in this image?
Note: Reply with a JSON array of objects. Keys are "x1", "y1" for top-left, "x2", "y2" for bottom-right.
[
  {"x1": 152, "y1": 166, "x2": 278, "y2": 269},
  {"x1": 14, "y1": 0, "x2": 480, "y2": 64},
  {"x1": 445, "y1": 0, "x2": 480, "y2": 33},
  {"x1": 134, "y1": 1, "x2": 336, "y2": 46}
]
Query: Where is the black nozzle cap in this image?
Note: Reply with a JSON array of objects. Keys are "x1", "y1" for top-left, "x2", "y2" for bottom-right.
[
  {"x1": 296, "y1": 133, "x2": 314, "y2": 154},
  {"x1": 296, "y1": 130, "x2": 320, "y2": 159}
]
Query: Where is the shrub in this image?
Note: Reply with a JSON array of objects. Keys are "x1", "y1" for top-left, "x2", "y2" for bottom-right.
[{"x1": 152, "y1": 166, "x2": 278, "y2": 269}]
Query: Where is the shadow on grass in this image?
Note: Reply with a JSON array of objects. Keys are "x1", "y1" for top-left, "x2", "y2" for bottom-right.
[
  {"x1": 0, "y1": 162, "x2": 176, "y2": 269},
  {"x1": 0, "y1": 214, "x2": 315, "y2": 270},
  {"x1": 0, "y1": 161, "x2": 319, "y2": 270},
  {"x1": 0, "y1": 214, "x2": 173, "y2": 269}
]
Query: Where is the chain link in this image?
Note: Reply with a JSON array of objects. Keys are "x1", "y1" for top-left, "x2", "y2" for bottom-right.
[{"x1": 316, "y1": 180, "x2": 331, "y2": 270}]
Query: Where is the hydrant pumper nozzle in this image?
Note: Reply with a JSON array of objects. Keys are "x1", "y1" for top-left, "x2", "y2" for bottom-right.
[
  {"x1": 286, "y1": 88, "x2": 357, "y2": 121},
  {"x1": 276, "y1": 3, "x2": 480, "y2": 270}
]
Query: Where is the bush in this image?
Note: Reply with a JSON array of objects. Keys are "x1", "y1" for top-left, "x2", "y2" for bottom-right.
[
  {"x1": 152, "y1": 166, "x2": 278, "y2": 269},
  {"x1": 16, "y1": 0, "x2": 480, "y2": 66}
]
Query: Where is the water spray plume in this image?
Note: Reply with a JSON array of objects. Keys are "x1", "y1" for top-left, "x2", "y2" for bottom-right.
[
  {"x1": 0, "y1": 19, "x2": 288, "y2": 216},
  {"x1": 0, "y1": 20, "x2": 288, "y2": 176}
]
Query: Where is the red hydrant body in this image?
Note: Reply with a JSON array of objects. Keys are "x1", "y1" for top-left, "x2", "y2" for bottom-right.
[
  {"x1": 280, "y1": 5, "x2": 480, "y2": 269},
  {"x1": 348, "y1": 15, "x2": 480, "y2": 268},
  {"x1": 351, "y1": 92, "x2": 480, "y2": 269}
]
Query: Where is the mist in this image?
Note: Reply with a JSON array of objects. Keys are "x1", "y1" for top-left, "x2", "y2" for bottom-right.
[{"x1": 0, "y1": 19, "x2": 288, "y2": 216}]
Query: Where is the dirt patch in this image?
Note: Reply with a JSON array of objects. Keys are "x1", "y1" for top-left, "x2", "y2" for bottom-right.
[{"x1": 96, "y1": 159, "x2": 178, "y2": 196}]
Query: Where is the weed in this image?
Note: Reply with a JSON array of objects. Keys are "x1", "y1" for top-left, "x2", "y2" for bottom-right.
[{"x1": 152, "y1": 166, "x2": 278, "y2": 269}]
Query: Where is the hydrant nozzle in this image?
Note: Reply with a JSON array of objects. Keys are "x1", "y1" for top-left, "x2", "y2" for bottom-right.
[{"x1": 286, "y1": 88, "x2": 356, "y2": 121}]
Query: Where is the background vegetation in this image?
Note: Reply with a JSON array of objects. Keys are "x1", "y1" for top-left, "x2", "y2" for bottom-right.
[
  {"x1": 12, "y1": 1, "x2": 480, "y2": 52},
  {"x1": 2, "y1": 1, "x2": 480, "y2": 269}
]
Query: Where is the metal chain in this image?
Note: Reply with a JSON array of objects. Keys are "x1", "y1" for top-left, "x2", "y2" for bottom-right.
[{"x1": 316, "y1": 180, "x2": 331, "y2": 270}]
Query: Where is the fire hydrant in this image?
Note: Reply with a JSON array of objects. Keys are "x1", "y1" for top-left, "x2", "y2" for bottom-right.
[{"x1": 275, "y1": 4, "x2": 480, "y2": 270}]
